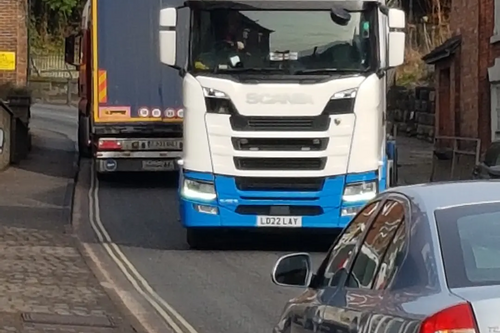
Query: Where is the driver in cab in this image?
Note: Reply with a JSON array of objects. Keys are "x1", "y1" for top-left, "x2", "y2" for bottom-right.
[
  {"x1": 195, "y1": 11, "x2": 246, "y2": 70},
  {"x1": 222, "y1": 11, "x2": 245, "y2": 52}
]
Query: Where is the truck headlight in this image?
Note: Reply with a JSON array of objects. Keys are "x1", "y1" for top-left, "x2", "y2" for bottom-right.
[
  {"x1": 343, "y1": 181, "x2": 377, "y2": 202},
  {"x1": 324, "y1": 88, "x2": 357, "y2": 115},
  {"x1": 202, "y1": 87, "x2": 229, "y2": 99},
  {"x1": 181, "y1": 179, "x2": 216, "y2": 201},
  {"x1": 331, "y1": 88, "x2": 357, "y2": 99},
  {"x1": 202, "y1": 87, "x2": 236, "y2": 115}
]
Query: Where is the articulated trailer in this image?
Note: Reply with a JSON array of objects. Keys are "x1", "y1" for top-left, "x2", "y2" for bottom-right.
[{"x1": 65, "y1": 0, "x2": 184, "y2": 177}]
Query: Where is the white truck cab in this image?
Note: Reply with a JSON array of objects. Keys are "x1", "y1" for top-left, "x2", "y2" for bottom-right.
[{"x1": 158, "y1": 0, "x2": 405, "y2": 248}]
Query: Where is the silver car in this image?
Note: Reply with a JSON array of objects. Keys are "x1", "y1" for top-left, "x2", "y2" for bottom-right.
[{"x1": 271, "y1": 181, "x2": 500, "y2": 333}]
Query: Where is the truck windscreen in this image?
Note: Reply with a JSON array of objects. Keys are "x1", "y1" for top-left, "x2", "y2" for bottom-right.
[{"x1": 190, "y1": 7, "x2": 376, "y2": 75}]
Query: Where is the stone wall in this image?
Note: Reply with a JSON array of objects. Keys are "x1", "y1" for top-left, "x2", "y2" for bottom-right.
[
  {"x1": 28, "y1": 77, "x2": 79, "y2": 105},
  {"x1": 388, "y1": 86, "x2": 436, "y2": 142}
]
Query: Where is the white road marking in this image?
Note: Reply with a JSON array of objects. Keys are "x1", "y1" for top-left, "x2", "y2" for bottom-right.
[{"x1": 88, "y1": 162, "x2": 199, "y2": 333}]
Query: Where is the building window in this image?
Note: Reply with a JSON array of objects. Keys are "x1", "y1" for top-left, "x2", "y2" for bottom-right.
[
  {"x1": 493, "y1": 0, "x2": 500, "y2": 43},
  {"x1": 489, "y1": 58, "x2": 500, "y2": 141},
  {"x1": 492, "y1": 85, "x2": 500, "y2": 141}
]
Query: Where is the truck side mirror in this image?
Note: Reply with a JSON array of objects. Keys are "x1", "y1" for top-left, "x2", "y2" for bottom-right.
[
  {"x1": 64, "y1": 35, "x2": 78, "y2": 67},
  {"x1": 159, "y1": 8, "x2": 177, "y2": 66},
  {"x1": 387, "y1": 8, "x2": 406, "y2": 68}
]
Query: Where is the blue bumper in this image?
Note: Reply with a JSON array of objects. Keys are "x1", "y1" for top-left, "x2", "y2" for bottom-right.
[{"x1": 179, "y1": 170, "x2": 384, "y2": 229}]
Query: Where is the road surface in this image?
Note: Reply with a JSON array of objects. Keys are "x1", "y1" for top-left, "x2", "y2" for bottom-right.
[{"x1": 32, "y1": 105, "x2": 328, "y2": 333}]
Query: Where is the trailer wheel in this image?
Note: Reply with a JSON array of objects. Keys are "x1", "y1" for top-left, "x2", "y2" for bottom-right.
[
  {"x1": 186, "y1": 229, "x2": 211, "y2": 250},
  {"x1": 96, "y1": 171, "x2": 113, "y2": 182},
  {"x1": 78, "y1": 114, "x2": 92, "y2": 158}
]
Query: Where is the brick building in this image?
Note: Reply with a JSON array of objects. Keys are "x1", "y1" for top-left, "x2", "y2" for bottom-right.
[
  {"x1": 423, "y1": 0, "x2": 500, "y2": 151},
  {"x1": 0, "y1": 0, "x2": 28, "y2": 86}
]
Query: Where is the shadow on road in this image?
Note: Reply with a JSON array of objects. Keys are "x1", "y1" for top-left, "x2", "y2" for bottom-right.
[
  {"x1": 196, "y1": 232, "x2": 335, "y2": 253},
  {"x1": 97, "y1": 171, "x2": 179, "y2": 189},
  {"x1": 15, "y1": 131, "x2": 75, "y2": 179},
  {"x1": 94, "y1": 171, "x2": 335, "y2": 253}
]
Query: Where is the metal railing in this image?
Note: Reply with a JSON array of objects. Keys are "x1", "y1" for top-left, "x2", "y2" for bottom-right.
[
  {"x1": 29, "y1": 54, "x2": 79, "y2": 79},
  {"x1": 431, "y1": 136, "x2": 481, "y2": 182}
]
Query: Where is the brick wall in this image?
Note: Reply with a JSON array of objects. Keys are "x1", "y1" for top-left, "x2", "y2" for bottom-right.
[
  {"x1": 448, "y1": 0, "x2": 500, "y2": 149},
  {"x1": 0, "y1": 0, "x2": 28, "y2": 86},
  {"x1": 450, "y1": 0, "x2": 480, "y2": 140}
]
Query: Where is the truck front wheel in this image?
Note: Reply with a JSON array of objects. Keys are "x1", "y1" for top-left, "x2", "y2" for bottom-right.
[{"x1": 78, "y1": 114, "x2": 92, "y2": 158}]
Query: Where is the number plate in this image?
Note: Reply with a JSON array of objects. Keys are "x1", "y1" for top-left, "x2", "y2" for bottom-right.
[
  {"x1": 256, "y1": 216, "x2": 302, "y2": 227},
  {"x1": 147, "y1": 139, "x2": 182, "y2": 149},
  {"x1": 141, "y1": 160, "x2": 176, "y2": 171}
]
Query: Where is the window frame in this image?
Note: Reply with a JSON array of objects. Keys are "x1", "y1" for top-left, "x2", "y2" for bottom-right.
[{"x1": 493, "y1": 0, "x2": 500, "y2": 44}]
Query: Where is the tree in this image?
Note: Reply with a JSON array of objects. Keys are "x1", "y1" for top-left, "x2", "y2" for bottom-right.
[{"x1": 30, "y1": 0, "x2": 85, "y2": 52}]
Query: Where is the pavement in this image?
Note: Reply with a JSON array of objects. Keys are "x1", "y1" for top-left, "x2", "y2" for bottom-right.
[
  {"x1": 0, "y1": 104, "x2": 139, "y2": 333},
  {"x1": 396, "y1": 135, "x2": 433, "y2": 185}
]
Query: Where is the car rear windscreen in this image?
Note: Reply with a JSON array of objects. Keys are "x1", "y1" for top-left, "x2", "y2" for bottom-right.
[{"x1": 435, "y1": 202, "x2": 500, "y2": 288}]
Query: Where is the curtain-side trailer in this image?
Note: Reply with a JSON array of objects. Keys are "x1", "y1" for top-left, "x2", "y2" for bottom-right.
[{"x1": 64, "y1": 0, "x2": 184, "y2": 177}]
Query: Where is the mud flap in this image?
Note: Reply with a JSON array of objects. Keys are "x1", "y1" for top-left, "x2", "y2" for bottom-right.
[{"x1": 386, "y1": 140, "x2": 398, "y2": 187}]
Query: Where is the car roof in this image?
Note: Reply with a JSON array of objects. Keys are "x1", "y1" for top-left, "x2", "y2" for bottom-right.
[{"x1": 385, "y1": 180, "x2": 500, "y2": 211}]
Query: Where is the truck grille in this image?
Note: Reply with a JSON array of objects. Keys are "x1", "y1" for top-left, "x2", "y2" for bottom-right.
[
  {"x1": 235, "y1": 205, "x2": 323, "y2": 216},
  {"x1": 234, "y1": 157, "x2": 326, "y2": 171},
  {"x1": 235, "y1": 177, "x2": 325, "y2": 191},
  {"x1": 230, "y1": 115, "x2": 330, "y2": 132},
  {"x1": 232, "y1": 138, "x2": 328, "y2": 151}
]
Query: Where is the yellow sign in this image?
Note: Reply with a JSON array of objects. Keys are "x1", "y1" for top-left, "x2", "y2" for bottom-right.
[{"x1": 0, "y1": 52, "x2": 16, "y2": 71}]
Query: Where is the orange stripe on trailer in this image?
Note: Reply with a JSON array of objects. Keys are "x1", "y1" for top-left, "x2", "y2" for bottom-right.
[{"x1": 98, "y1": 70, "x2": 107, "y2": 103}]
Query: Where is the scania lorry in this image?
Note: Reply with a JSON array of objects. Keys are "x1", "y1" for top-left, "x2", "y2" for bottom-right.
[
  {"x1": 158, "y1": 0, "x2": 405, "y2": 248},
  {"x1": 64, "y1": 0, "x2": 184, "y2": 176}
]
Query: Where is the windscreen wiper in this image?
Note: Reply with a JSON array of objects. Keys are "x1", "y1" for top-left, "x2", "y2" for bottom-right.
[
  {"x1": 293, "y1": 68, "x2": 363, "y2": 75},
  {"x1": 219, "y1": 67, "x2": 286, "y2": 74}
]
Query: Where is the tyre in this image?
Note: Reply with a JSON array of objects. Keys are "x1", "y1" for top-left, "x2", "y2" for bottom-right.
[
  {"x1": 391, "y1": 147, "x2": 399, "y2": 186},
  {"x1": 78, "y1": 114, "x2": 92, "y2": 158},
  {"x1": 96, "y1": 171, "x2": 114, "y2": 182},
  {"x1": 186, "y1": 229, "x2": 211, "y2": 250}
]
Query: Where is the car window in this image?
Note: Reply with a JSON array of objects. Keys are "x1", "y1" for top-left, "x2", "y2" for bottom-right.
[
  {"x1": 347, "y1": 200, "x2": 405, "y2": 289},
  {"x1": 372, "y1": 218, "x2": 407, "y2": 290},
  {"x1": 322, "y1": 201, "x2": 380, "y2": 286},
  {"x1": 436, "y1": 202, "x2": 500, "y2": 288},
  {"x1": 483, "y1": 142, "x2": 500, "y2": 166}
]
